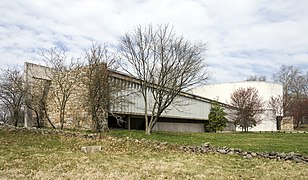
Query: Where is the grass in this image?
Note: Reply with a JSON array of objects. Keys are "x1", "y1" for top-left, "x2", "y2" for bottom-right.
[
  {"x1": 0, "y1": 128, "x2": 307, "y2": 179},
  {"x1": 109, "y1": 129, "x2": 308, "y2": 155}
]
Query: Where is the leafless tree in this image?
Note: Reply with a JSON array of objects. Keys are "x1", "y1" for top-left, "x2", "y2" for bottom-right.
[
  {"x1": 229, "y1": 87, "x2": 264, "y2": 132},
  {"x1": 246, "y1": 75, "x2": 266, "y2": 81},
  {"x1": 118, "y1": 24, "x2": 209, "y2": 135},
  {"x1": 0, "y1": 68, "x2": 25, "y2": 126},
  {"x1": 84, "y1": 43, "x2": 135, "y2": 133},
  {"x1": 268, "y1": 95, "x2": 284, "y2": 117},
  {"x1": 84, "y1": 43, "x2": 115, "y2": 132},
  {"x1": 40, "y1": 48, "x2": 82, "y2": 129},
  {"x1": 0, "y1": 104, "x2": 8, "y2": 123},
  {"x1": 25, "y1": 78, "x2": 55, "y2": 129},
  {"x1": 273, "y1": 65, "x2": 308, "y2": 127},
  {"x1": 273, "y1": 65, "x2": 300, "y2": 115}
]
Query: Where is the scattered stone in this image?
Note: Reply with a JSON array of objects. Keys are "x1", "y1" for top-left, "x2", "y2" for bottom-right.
[
  {"x1": 218, "y1": 149, "x2": 227, "y2": 154},
  {"x1": 81, "y1": 146, "x2": 102, "y2": 153},
  {"x1": 203, "y1": 142, "x2": 210, "y2": 147},
  {"x1": 1, "y1": 125, "x2": 307, "y2": 164},
  {"x1": 251, "y1": 152, "x2": 257, "y2": 157},
  {"x1": 246, "y1": 154, "x2": 253, "y2": 159}
]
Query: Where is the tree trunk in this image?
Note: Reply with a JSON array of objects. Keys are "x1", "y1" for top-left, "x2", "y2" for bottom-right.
[
  {"x1": 60, "y1": 109, "x2": 64, "y2": 130},
  {"x1": 43, "y1": 108, "x2": 56, "y2": 129},
  {"x1": 34, "y1": 110, "x2": 40, "y2": 128}
]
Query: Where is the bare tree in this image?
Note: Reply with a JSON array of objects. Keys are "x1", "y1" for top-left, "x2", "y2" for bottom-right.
[
  {"x1": 229, "y1": 87, "x2": 264, "y2": 132},
  {"x1": 246, "y1": 75, "x2": 266, "y2": 81},
  {"x1": 268, "y1": 95, "x2": 286, "y2": 130},
  {"x1": 0, "y1": 68, "x2": 25, "y2": 126},
  {"x1": 84, "y1": 43, "x2": 114, "y2": 133},
  {"x1": 273, "y1": 65, "x2": 300, "y2": 116},
  {"x1": 118, "y1": 24, "x2": 209, "y2": 135},
  {"x1": 273, "y1": 65, "x2": 308, "y2": 127},
  {"x1": 85, "y1": 43, "x2": 138, "y2": 133},
  {"x1": 25, "y1": 78, "x2": 55, "y2": 129},
  {"x1": 40, "y1": 48, "x2": 82, "y2": 129},
  {"x1": 268, "y1": 95, "x2": 284, "y2": 117}
]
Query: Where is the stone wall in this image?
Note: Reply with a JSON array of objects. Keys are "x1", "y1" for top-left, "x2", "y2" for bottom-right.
[
  {"x1": 25, "y1": 62, "x2": 108, "y2": 130},
  {"x1": 281, "y1": 116, "x2": 294, "y2": 131}
]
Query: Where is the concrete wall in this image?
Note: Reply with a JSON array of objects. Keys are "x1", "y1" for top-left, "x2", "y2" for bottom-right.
[
  {"x1": 192, "y1": 81, "x2": 283, "y2": 131},
  {"x1": 152, "y1": 122, "x2": 205, "y2": 132}
]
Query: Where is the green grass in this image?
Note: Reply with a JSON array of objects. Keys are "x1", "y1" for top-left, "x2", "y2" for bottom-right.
[
  {"x1": 0, "y1": 128, "x2": 307, "y2": 179},
  {"x1": 109, "y1": 129, "x2": 308, "y2": 155}
]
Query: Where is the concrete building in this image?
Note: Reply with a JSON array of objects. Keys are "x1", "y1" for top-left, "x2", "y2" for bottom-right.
[
  {"x1": 192, "y1": 81, "x2": 283, "y2": 131},
  {"x1": 24, "y1": 62, "x2": 223, "y2": 132},
  {"x1": 24, "y1": 62, "x2": 282, "y2": 132}
]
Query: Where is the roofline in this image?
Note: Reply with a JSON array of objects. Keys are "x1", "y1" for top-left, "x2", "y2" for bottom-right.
[
  {"x1": 24, "y1": 61, "x2": 232, "y2": 108},
  {"x1": 108, "y1": 69, "x2": 232, "y2": 108},
  {"x1": 205, "y1": 80, "x2": 282, "y2": 86}
]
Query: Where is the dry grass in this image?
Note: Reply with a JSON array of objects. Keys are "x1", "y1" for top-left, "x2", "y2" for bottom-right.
[{"x1": 0, "y1": 129, "x2": 307, "y2": 179}]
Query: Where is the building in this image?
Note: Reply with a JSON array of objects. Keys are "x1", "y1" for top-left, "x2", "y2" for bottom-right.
[
  {"x1": 192, "y1": 81, "x2": 283, "y2": 131},
  {"x1": 24, "y1": 62, "x2": 281, "y2": 132},
  {"x1": 24, "y1": 62, "x2": 222, "y2": 132}
]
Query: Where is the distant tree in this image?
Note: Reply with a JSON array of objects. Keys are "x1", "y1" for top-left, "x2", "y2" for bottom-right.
[
  {"x1": 0, "y1": 102, "x2": 9, "y2": 123},
  {"x1": 40, "y1": 48, "x2": 82, "y2": 129},
  {"x1": 273, "y1": 65, "x2": 308, "y2": 127},
  {"x1": 0, "y1": 68, "x2": 25, "y2": 126},
  {"x1": 118, "y1": 24, "x2": 210, "y2": 135},
  {"x1": 207, "y1": 101, "x2": 227, "y2": 133},
  {"x1": 268, "y1": 95, "x2": 285, "y2": 117},
  {"x1": 246, "y1": 75, "x2": 266, "y2": 81},
  {"x1": 230, "y1": 87, "x2": 264, "y2": 132}
]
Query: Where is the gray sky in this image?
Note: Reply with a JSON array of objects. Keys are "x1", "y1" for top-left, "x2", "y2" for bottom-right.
[{"x1": 1, "y1": 0, "x2": 307, "y2": 83}]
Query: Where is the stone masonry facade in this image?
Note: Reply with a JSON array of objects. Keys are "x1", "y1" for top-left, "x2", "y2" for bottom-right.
[{"x1": 25, "y1": 62, "x2": 107, "y2": 130}]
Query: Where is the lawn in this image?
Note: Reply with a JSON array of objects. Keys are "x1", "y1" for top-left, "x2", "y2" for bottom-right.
[
  {"x1": 0, "y1": 128, "x2": 307, "y2": 179},
  {"x1": 109, "y1": 129, "x2": 308, "y2": 155}
]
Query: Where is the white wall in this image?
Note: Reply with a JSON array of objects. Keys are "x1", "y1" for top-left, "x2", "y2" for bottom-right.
[{"x1": 192, "y1": 81, "x2": 283, "y2": 131}]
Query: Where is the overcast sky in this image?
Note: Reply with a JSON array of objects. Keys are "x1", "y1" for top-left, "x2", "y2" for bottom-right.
[{"x1": 1, "y1": 0, "x2": 307, "y2": 83}]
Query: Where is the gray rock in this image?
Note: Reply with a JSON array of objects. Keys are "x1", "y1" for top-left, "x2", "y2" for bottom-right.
[
  {"x1": 81, "y1": 146, "x2": 102, "y2": 153},
  {"x1": 203, "y1": 142, "x2": 210, "y2": 147},
  {"x1": 242, "y1": 151, "x2": 248, "y2": 156},
  {"x1": 218, "y1": 149, "x2": 227, "y2": 154},
  {"x1": 279, "y1": 153, "x2": 286, "y2": 158},
  {"x1": 246, "y1": 154, "x2": 253, "y2": 159},
  {"x1": 251, "y1": 152, "x2": 257, "y2": 157},
  {"x1": 228, "y1": 151, "x2": 235, "y2": 155}
]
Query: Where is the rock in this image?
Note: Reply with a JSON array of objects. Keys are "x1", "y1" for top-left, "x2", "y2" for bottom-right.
[
  {"x1": 263, "y1": 154, "x2": 269, "y2": 158},
  {"x1": 279, "y1": 153, "x2": 286, "y2": 158},
  {"x1": 203, "y1": 142, "x2": 210, "y2": 147},
  {"x1": 234, "y1": 148, "x2": 241, "y2": 153},
  {"x1": 251, "y1": 152, "x2": 257, "y2": 157},
  {"x1": 242, "y1": 151, "x2": 248, "y2": 156},
  {"x1": 218, "y1": 149, "x2": 227, "y2": 154},
  {"x1": 228, "y1": 151, "x2": 235, "y2": 155},
  {"x1": 81, "y1": 146, "x2": 102, "y2": 153},
  {"x1": 246, "y1": 154, "x2": 253, "y2": 159},
  {"x1": 294, "y1": 157, "x2": 303, "y2": 163}
]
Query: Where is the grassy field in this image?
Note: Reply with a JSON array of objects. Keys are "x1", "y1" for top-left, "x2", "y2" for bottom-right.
[
  {"x1": 109, "y1": 130, "x2": 308, "y2": 155},
  {"x1": 0, "y1": 128, "x2": 308, "y2": 179}
]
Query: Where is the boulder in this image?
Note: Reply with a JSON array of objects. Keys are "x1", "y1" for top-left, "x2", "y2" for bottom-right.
[{"x1": 81, "y1": 146, "x2": 102, "y2": 153}]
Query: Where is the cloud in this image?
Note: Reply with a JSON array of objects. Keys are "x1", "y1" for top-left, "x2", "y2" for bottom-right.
[{"x1": 0, "y1": 0, "x2": 307, "y2": 82}]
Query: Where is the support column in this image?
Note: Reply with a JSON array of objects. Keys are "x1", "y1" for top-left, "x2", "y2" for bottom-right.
[
  {"x1": 24, "y1": 106, "x2": 33, "y2": 128},
  {"x1": 127, "y1": 116, "x2": 131, "y2": 130}
]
